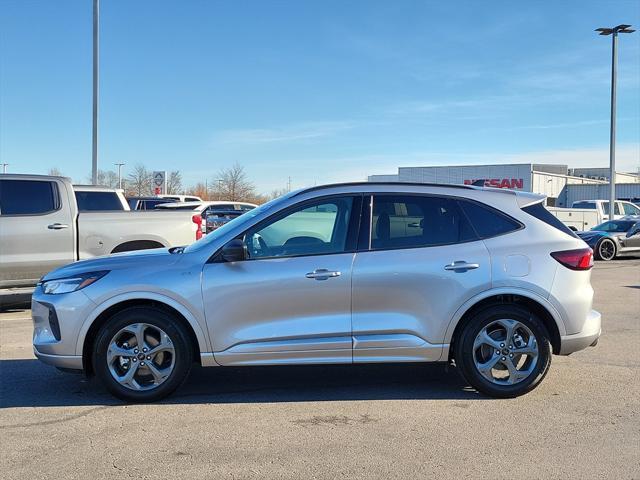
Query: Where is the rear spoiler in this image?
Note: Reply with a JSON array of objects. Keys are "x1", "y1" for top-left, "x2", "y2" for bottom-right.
[{"x1": 514, "y1": 191, "x2": 546, "y2": 208}]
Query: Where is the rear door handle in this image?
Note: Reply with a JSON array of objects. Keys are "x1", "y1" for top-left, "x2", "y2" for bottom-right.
[
  {"x1": 47, "y1": 223, "x2": 69, "y2": 230},
  {"x1": 444, "y1": 261, "x2": 480, "y2": 272},
  {"x1": 305, "y1": 269, "x2": 341, "y2": 280}
]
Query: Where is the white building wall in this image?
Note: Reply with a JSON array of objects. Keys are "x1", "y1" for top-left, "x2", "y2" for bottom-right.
[{"x1": 398, "y1": 164, "x2": 533, "y2": 190}]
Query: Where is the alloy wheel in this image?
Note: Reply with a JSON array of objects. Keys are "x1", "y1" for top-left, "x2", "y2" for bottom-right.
[
  {"x1": 106, "y1": 323, "x2": 175, "y2": 391},
  {"x1": 472, "y1": 319, "x2": 539, "y2": 385}
]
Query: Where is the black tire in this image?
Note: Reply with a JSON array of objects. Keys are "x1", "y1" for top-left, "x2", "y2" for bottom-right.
[
  {"x1": 454, "y1": 305, "x2": 552, "y2": 398},
  {"x1": 92, "y1": 306, "x2": 193, "y2": 402},
  {"x1": 595, "y1": 238, "x2": 616, "y2": 261}
]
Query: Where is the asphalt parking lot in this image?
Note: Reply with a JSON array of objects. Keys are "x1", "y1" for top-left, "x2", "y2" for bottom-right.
[{"x1": 1, "y1": 259, "x2": 639, "y2": 479}]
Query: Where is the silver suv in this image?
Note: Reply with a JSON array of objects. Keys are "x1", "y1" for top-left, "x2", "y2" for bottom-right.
[{"x1": 32, "y1": 183, "x2": 601, "y2": 402}]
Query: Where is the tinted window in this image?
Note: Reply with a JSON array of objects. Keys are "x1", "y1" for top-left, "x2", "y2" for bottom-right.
[
  {"x1": 459, "y1": 200, "x2": 521, "y2": 238},
  {"x1": 521, "y1": 202, "x2": 577, "y2": 238},
  {"x1": 236, "y1": 204, "x2": 255, "y2": 211},
  {"x1": 244, "y1": 197, "x2": 355, "y2": 259},
  {"x1": 185, "y1": 197, "x2": 200, "y2": 202},
  {"x1": 593, "y1": 220, "x2": 635, "y2": 232},
  {"x1": 573, "y1": 202, "x2": 596, "y2": 210},
  {"x1": 74, "y1": 191, "x2": 124, "y2": 211},
  {"x1": 0, "y1": 180, "x2": 58, "y2": 215},
  {"x1": 602, "y1": 202, "x2": 622, "y2": 216},
  {"x1": 371, "y1": 195, "x2": 477, "y2": 250}
]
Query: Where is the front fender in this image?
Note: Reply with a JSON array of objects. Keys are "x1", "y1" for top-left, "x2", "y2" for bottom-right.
[{"x1": 74, "y1": 291, "x2": 212, "y2": 358}]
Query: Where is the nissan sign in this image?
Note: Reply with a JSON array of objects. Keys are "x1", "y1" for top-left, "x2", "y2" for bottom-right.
[{"x1": 464, "y1": 178, "x2": 524, "y2": 189}]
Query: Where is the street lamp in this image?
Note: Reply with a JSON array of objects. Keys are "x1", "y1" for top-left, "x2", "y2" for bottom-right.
[
  {"x1": 595, "y1": 24, "x2": 635, "y2": 220},
  {"x1": 91, "y1": 0, "x2": 99, "y2": 185},
  {"x1": 114, "y1": 163, "x2": 125, "y2": 189}
]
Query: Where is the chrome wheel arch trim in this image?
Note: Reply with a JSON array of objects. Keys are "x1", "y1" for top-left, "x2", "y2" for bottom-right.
[
  {"x1": 74, "y1": 291, "x2": 212, "y2": 358},
  {"x1": 442, "y1": 287, "x2": 566, "y2": 350}
]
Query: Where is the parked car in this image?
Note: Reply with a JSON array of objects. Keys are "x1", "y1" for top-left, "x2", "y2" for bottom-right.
[
  {"x1": 205, "y1": 209, "x2": 245, "y2": 233},
  {"x1": 576, "y1": 218, "x2": 640, "y2": 261},
  {"x1": 155, "y1": 201, "x2": 257, "y2": 234},
  {"x1": 571, "y1": 200, "x2": 640, "y2": 219},
  {"x1": 74, "y1": 185, "x2": 130, "y2": 211},
  {"x1": 31, "y1": 182, "x2": 600, "y2": 402},
  {"x1": 0, "y1": 174, "x2": 203, "y2": 288},
  {"x1": 157, "y1": 194, "x2": 202, "y2": 203},
  {"x1": 127, "y1": 196, "x2": 177, "y2": 211}
]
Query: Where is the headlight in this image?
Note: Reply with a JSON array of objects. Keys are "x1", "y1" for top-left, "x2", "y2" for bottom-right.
[{"x1": 40, "y1": 271, "x2": 109, "y2": 295}]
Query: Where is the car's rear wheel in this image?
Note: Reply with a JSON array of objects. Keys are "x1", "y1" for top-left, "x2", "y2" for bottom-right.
[
  {"x1": 595, "y1": 238, "x2": 616, "y2": 261},
  {"x1": 454, "y1": 305, "x2": 552, "y2": 398},
  {"x1": 93, "y1": 306, "x2": 193, "y2": 402}
]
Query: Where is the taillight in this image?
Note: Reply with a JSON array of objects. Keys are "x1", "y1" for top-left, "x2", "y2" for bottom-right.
[
  {"x1": 192, "y1": 215, "x2": 203, "y2": 240},
  {"x1": 550, "y1": 248, "x2": 593, "y2": 271}
]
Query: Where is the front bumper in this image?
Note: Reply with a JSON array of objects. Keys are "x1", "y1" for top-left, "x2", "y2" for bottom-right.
[
  {"x1": 33, "y1": 347, "x2": 83, "y2": 370},
  {"x1": 559, "y1": 309, "x2": 602, "y2": 355},
  {"x1": 32, "y1": 287, "x2": 95, "y2": 371}
]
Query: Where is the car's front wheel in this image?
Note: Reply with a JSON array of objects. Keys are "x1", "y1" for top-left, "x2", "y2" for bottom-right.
[
  {"x1": 93, "y1": 306, "x2": 193, "y2": 402},
  {"x1": 454, "y1": 305, "x2": 552, "y2": 398},
  {"x1": 595, "y1": 238, "x2": 616, "y2": 261}
]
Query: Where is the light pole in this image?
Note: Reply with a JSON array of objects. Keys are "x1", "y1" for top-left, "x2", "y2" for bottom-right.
[
  {"x1": 1, "y1": 163, "x2": 8, "y2": 174},
  {"x1": 91, "y1": 0, "x2": 99, "y2": 185},
  {"x1": 114, "y1": 163, "x2": 125, "y2": 189},
  {"x1": 595, "y1": 24, "x2": 635, "y2": 220}
]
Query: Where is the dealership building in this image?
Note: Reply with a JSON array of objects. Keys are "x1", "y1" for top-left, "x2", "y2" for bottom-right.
[{"x1": 368, "y1": 163, "x2": 640, "y2": 206}]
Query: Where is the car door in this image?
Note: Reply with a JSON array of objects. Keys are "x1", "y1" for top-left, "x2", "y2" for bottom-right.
[
  {"x1": 351, "y1": 194, "x2": 492, "y2": 363},
  {"x1": 623, "y1": 222, "x2": 640, "y2": 249},
  {"x1": 202, "y1": 195, "x2": 361, "y2": 366},
  {"x1": 0, "y1": 178, "x2": 75, "y2": 287}
]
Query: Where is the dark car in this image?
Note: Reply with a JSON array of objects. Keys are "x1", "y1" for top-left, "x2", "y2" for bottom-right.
[
  {"x1": 127, "y1": 196, "x2": 177, "y2": 210},
  {"x1": 577, "y1": 219, "x2": 640, "y2": 261}
]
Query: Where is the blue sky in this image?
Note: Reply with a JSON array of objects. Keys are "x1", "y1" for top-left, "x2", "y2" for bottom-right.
[{"x1": 1, "y1": 0, "x2": 639, "y2": 192}]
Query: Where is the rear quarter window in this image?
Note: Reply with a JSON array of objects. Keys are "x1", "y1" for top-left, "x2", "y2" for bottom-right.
[
  {"x1": 458, "y1": 200, "x2": 522, "y2": 238},
  {"x1": 0, "y1": 179, "x2": 59, "y2": 215},
  {"x1": 521, "y1": 202, "x2": 578, "y2": 238}
]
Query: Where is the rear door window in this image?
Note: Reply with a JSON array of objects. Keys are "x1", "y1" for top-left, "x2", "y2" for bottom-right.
[
  {"x1": 371, "y1": 195, "x2": 477, "y2": 250},
  {"x1": 74, "y1": 191, "x2": 124, "y2": 211},
  {"x1": 0, "y1": 180, "x2": 59, "y2": 215}
]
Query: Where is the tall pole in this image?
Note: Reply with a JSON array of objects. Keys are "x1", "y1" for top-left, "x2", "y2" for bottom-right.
[
  {"x1": 91, "y1": 0, "x2": 99, "y2": 185},
  {"x1": 608, "y1": 30, "x2": 617, "y2": 221},
  {"x1": 115, "y1": 163, "x2": 125, "y2": 189}
]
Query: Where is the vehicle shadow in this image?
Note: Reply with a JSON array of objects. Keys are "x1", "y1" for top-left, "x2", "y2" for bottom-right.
[{"x1": 0, "y1": 359, "x2": 484, "y2": 408}]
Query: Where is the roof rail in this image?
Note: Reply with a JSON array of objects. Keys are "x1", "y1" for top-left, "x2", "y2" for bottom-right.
[{"x1": 293, "y1": 181, "x2": 476, "y2": 197}]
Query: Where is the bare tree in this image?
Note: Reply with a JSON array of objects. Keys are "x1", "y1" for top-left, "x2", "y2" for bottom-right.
[
  {"x1": 211, "y1": 163, "x2": 256, "y2": 201},
  {"x1": 166, "y1": 170, "x2": 183, "y2": 194},
  {"x1": 187, "y1": 182, "x2": 210, "y2": 200},
  {"x1": 267, "y1": 188, "x2": 289, "y2": 201},
  {"x1": 86, "y1": 169, "x2": 119, "y2": 188},
  {"x1": 48, "y1": 167, "x2": 63, "y2": 176},
  {"x1": 127, "y1": 164, "x2": 152, "y2": 196}
]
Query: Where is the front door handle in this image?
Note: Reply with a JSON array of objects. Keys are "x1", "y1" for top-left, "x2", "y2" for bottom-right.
[
  {"x1": 47, "y1": 223, "x2": 69, "y2": 230},
  {"x1": 444, "y1": 261, "x2": 480, "y2": 272},
  {"x1": 305, "y1": 269, "x2": 341, "y2": 280}
]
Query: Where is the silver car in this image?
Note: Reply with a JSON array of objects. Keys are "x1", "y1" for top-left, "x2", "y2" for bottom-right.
[{"x1": 32, "y1": 183, "x2": 601, "y2": 402}]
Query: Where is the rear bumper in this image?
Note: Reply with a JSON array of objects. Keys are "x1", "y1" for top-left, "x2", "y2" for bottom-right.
[{"x1": 559, "y1": 309, "x2": 601, "y2": 355}]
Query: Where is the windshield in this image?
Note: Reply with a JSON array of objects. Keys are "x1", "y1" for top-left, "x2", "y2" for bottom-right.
[
  {"x1": 183, "y1": 192, "x2": 296, "y2": 252},
  {"x1": 592, "y1": 220, "x2": 636, "y2": 233}
]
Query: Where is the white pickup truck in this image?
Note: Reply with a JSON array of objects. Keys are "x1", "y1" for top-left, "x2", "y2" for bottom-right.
[
  {"x1": 548, "y1": 200, "x2": 640, "y2": 231},
  {"x1": 0, "y1": 174, "x2": 202, "y2": 288}
]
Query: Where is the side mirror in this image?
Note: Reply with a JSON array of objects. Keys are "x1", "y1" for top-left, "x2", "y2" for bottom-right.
[{"x1": 220, "y1": 238, "x2": 246, "y2": 262}]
